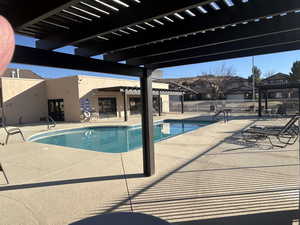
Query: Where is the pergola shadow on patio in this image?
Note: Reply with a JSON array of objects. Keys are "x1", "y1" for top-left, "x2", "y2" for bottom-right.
[
  {"x1": 2, "y1": 0, "x2": 300, "y2": 177},
  {"x1": 0, "y1": 116, "x2": 298, "y2": 224},
  {"x1": 82, "y1": 118, "x2": 299, "y2": 225}
]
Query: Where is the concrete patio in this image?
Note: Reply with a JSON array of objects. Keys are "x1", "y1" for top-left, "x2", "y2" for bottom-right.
[{"x1": 0, "y1": 113, "x2": 298, "y2": 225}]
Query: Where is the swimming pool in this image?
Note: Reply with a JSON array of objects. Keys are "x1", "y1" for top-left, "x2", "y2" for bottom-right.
[{"x1": 29, "y1": 120, "x2": 213, "y2": 153}]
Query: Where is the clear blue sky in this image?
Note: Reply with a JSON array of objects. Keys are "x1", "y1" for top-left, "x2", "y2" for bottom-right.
[{"x1": 10, "y1": 34, "x2": 300, "y2": 79}]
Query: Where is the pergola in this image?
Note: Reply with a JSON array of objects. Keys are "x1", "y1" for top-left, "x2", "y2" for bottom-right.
[
  {"x1": 257, "y1": 82, "x2": 300, "y2": 117},
  {"x1": 2, "y1": 0, "x2": 300, "y2": 176},
  {"x1": 96, "y1": 86, "x2": 185, "y2": 120}
]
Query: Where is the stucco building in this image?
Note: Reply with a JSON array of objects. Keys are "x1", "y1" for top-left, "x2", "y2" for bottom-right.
[
  {"x1": 0, "y1": 71, "x2": 171, "y2": 125},
  {"x1": 261, "y1": 73, "x2": 294, "y2": 99}
]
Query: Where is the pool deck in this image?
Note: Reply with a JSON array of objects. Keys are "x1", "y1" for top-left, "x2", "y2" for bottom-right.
[{"x1": 0, "y1": 113, "x2": 299, "y2": 225}]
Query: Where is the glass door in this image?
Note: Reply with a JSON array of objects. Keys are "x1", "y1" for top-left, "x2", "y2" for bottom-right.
[
  {"x1": 48, "y1": 99, "x2": 64, "y2": 121},
  {"x1": 129, "y1": 96, "x2": 162, "y2": 115},
  {"x1": 98, "y1": 97, "x2": 117, "y2": 118},
  {"x1": 129, "y1": 97, "x2": 141, "y2": 115}
]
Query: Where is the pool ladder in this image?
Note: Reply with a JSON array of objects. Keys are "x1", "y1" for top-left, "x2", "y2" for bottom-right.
[{"x1": 213, "y1": 109, "x2": 230, "y2": 123}]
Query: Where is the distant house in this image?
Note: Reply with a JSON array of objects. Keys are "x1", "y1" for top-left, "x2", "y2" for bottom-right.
[
  {"x1": 158, "y1": 75, "x2": 253, "y2": 100},
  {"x1": 261, "y1": 73, "x2": 290, "y2": 85},
  {"x1": 225, "y1": 86, "x2": 253, "y2": 100},
  {"x1": 261, "y1": 73, "x2": 292, "y2": 99},
  {"x1": 159, "y1": 72, "x2": 297, "y2": 101},
  {"x1": 3, "y1": 68, "x2": 43, "y2": 79},
  {"x1": 223, "y1": 76, "x2": 252, "y2": 100}
]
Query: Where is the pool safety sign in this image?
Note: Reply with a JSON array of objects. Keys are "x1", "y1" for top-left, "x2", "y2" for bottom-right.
[{"x1": 80, "y1": 98, "x2": 91, "y2": 112}]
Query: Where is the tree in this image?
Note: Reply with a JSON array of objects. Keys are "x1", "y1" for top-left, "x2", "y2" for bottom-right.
[
  {"x1": 290, "y1": 61, "x2": 300, "y2": 81},
  {"x1": 248, "y1": 66, "x2": 261, "y2": 84},
  {"x1": 199, "y1": 63, "x2": 237, "y2": 99},
  {"x1": 264, "y1": 70, "x2": 276, "y2": 78},
  {"x1": 200, "y1": 73, "x2": 232, "y2": 100},
  {"x1": 209, "y1": 62, "x2": 237, "y2": 76}
]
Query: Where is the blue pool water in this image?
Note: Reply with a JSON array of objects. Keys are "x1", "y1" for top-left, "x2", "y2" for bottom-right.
[{"x1": 30, "y1": 120, "x2": 213, "y2": 153}]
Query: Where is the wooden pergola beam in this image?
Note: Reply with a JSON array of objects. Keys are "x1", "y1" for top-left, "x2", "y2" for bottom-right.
[
  {"x1": 149, "y1": 41, "x2": 300, "y2": 69},
  {"x1": 128, "y1": 30, "x2": 300, "y2": 66},
  {"x1": 3, "y1": 0, "x2": 80, "y2": 30},
  {"x1": 12, "y1": 45, "x2": 144, "y2": 77},
  {"x1": 75, "y1": 0, "x2": 300, "y2": 56},
  {"x1": 104, "y1": 13, "x2": 300, "y2": 62},
  {"x1": 36, "y1": 0, "x2": 215, "y2": 50}
]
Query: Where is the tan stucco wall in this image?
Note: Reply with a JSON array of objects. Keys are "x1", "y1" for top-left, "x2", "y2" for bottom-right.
[
  {"x1": 1, "y1": 78, "x2": 48, "y2": 125},
  {"x1": 46, "y1": 76, "x2": 80, "y2": 122},
  {"x1": 77, "y1": 75, "x2": 169, "y2": 118},
  {"x1": 0, "y1": 75, "x2": 170, "y2": 124}
]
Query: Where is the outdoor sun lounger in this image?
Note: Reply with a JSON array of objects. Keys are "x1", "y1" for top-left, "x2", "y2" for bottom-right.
[
  {"x1": 250, "y1": 114, "x2": 299, "y2": 131},
  {"x1": 0, "y1": 162, "x2": 9, "y2": 184},
  {"x1": 2, "y1": 123, "x2": 25, "y2": 145},
  {"x1": 242, "y1": 115, "x2": 300, "y2": 148}
]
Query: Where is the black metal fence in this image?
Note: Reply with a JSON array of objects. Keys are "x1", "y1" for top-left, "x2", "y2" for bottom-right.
[{"x1": 170, "y1": 97, "x2": 299, "y2": 115}]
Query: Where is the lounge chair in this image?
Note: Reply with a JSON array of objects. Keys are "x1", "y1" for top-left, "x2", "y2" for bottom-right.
[
  {"x1": 0, "y1": 162, "x2": 9, "y2": 184},
  {"x1": 2, "y1": 123, "x2": 25, "y2": 145},
  {"x1": 276, "y1": 104, "x2": 287, "y2": 116},
  {"x1": 47, "y1": 116, "x2": 56, "y2": 129},
  {"x1": 242, "y1": 115, "x2": 300, "y2": 148},
  {"x1": 250, "y1": 114, "x2": 299, "y2": 131}
]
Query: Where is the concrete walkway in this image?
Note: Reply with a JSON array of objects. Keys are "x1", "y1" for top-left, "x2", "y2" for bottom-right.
[{"x1": 0, "y1": 114, "x2": 298, "y2": 225}]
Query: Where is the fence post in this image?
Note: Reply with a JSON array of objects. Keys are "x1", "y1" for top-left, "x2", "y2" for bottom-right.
[{"x1": 258, "y1": 88, "x2": 262, "y2": 117}]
